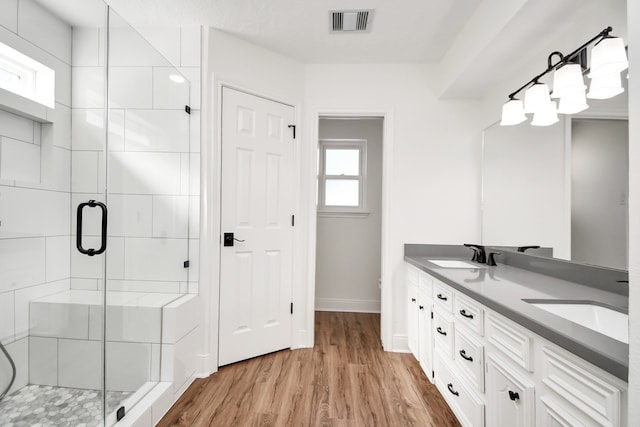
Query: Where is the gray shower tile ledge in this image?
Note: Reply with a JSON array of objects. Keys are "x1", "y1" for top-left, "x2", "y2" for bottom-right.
[{"x1": 404, "y1": 245, "x2": 629, "y2": 381}]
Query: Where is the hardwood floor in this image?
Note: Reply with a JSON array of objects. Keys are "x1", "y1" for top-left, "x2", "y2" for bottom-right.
[{"x1": 158, "y1": 312, "x2": 460, "y2": 427}]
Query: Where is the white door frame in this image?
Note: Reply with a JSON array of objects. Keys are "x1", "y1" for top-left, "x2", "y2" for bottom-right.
[{"x1": 306, "y1": 108, "x2": 394, "y2": 350}]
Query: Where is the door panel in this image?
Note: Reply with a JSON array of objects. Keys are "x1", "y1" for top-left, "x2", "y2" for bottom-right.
[{"x1": 219, "y1": 88, "x2": 295, "y2": 366}]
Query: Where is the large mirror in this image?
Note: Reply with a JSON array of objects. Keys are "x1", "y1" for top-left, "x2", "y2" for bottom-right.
[{"x1": 482, "y1": 83, "x2": 629, "y2": 270}]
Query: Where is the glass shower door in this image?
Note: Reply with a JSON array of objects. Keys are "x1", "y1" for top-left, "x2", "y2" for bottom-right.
[{"x1": 104, "y1": 9, "x2": 191, "y2": 425}]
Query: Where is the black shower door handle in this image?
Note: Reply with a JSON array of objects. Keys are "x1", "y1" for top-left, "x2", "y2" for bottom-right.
[{"x1": 76, "y1": 200, "x2": 108, "y2": 256}]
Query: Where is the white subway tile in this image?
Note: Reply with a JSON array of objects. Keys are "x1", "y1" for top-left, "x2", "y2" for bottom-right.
[
  {"x1": 42, "y1": 102, "x2": 71, "y2": 149},
  {"x1": 153, "y1": 195, "x2": 189, "y2": 238},
  {"x1": 172, "y1": 327, "x2": 198, "y2": 390},
  {"x1": 55, "y1": 60, "x2": 72, "y2": 108},
  {"x1": 33, "y1": 122, "x2": 41, "y2": 145},
  {"x1": 189, "y1": 196, "x2": 200, "y2": 239},
  {"x1": 162, "y1": 294, "x2": 198, "y2": 344},
  {"x1": 71, "y1": 278, "x2": 99, "y2": 290},
  {"x1": 71, "y1": 151, "x2": 99, "y2": 193},
  {"x1": 71, "y1": 108, "x2": 124, "y2": 151},
  {"x1": 58, "y1": 338, "x2": 101, "y2": 389},
  {"x1": 124, "y1": 109, "x2": 189, "y2": 152},
  {"x1": 0, "y1": 186, "x2": 70, "y2": 237},
  {"x1": 0, "y1": 291, "x2": 14, "y2": 342},
  {"x1": 45, "y1": 235, "x2": 71, "y2": 282},
  {"x1": 180, "y1": 154, "x2": 190, "y2": 196},
  {"x1": 124, "y1": 238, "x2": 188, "y2": 282},
  {"x1": 177, "y1": 67, "x2": 200, "y2": 110},
  {"x1": 108, "y1": 152, "x2": 181, "y2": 195},
  {"x1": 188, "y1": 239, "x2": 199, "y2": 282},
  {"x1": 71, "y1": 193, "x2": 104, "y2": 237},
  {"x1": 0, "y1": 109, "x2": 34, "y2": 142},
  {"x1": 106, "y1": 305, "x2": 161, "y2": 343},
  {"x1": 108, "y1": 194, "x2": 153, "y2": 237},
  {"x1": 40, "y1": 145, "x2": 71, "y2": 191},
  {"x1": 17, "y1": 0, "x2": 72, "y2": 64},
  {"x1": 180, "y1": 27, "x2": 201, "y2": 67},
  {"x1": 0, "y1": 237, "x2": 45, "y2": 293},
  {"x1": 106, "y1": 279, "x2": 180, "y2": 294},
  {"x1": 105, "y1": 341, "x2": 151, "y2": 391},
  {"x1": 106, "y1": 237, "x2": 124, "y2": 280},
  {"x1": 152, "y1": 67, "x2": 190, "y2": 110},
  {"x1": 30, "y1": 300, "x2": 89, "y2": 339},
  {"x1": 88, "y1": 304, "x2": 102, "y2": 340},
  {"x1": 109, "y1": 25, "x2": 178, "y2": 67},
  {"x1": 189, "y1": 153, "x2": 200, "y2": 196},
  {"x1": 0, "y1": 137, "x2": 40, "y2": 182},
  {"x1": 29, "y1": 336, "x2": 58, "y2": 386},
  {"x1": 187, "y1": 282, "x2": 198, "y2": 294},
  {"x1": 71, "y1": 235, "x2": 103, "y2": 278},
  {"x1": 150, "y1": 344, "x2": 161, "y2": 381},
  {"x1": 72, "y1": 27, "x2": 100, "y2": 66},
  {"x1": 150, "y1": 381, "x2": 174, "y2": 425},
  {"x1": 1, "y1": 338, "x2": 28, "y2": 394},
  {"x1": 71, "y1": 67, "x2": 105, "y2": 109},
  {"x1": 190, "y1": 110, "x2": 200, "y2": 153},
  {"x1": 110, "y1": 67, "x2": 152, "y2": 109},
  {"x1": 0, "y1": 0, "x2": 18, "y2": 33},
  {"x1": 14, "y1": 279, "x2": 69, "y2": 339}
]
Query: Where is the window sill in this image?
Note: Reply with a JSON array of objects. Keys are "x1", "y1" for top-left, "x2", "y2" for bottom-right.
[
  {"x1": 0, "y1": 87, "x2": 53, "y2": 123},
  {"x1": 317, "y1": 211, "x2": 370, "y2": 219}
]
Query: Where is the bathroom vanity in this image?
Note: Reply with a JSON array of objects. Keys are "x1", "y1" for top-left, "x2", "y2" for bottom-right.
[{"x1": 404, "y1": 244, "x2": 628, "y2": 427}]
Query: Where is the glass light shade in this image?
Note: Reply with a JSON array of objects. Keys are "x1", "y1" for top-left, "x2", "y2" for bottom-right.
[
  {"x1": 551, "y1": 63, "x2": 585, "y2": 98},
  {"x1": 531, "y1": 100, "x2": 559, "y2": 126},
  {"x1": 523, "y1": 83, "x2": 551, "y2": 114},
  {"x1": 587, "y1": 72, "x2": 624, "y2": 99},
  {"x1": 588, "y1": 37, "x2": 628, "y2": 79},
  {"x1": 558, "y1": 88, "x2": 589, "y2": 114},
  {"x1": 500, "y1": 99, "x2": 527, "y2": 126}
]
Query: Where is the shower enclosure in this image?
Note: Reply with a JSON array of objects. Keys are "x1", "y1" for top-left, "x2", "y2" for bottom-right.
[{"x1": 0, "y1": 0, "x2": 196, "y2": 425}]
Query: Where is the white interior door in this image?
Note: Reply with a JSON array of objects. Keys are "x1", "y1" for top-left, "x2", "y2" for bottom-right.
[{"x1": 219, "y1": 87, "x2": 295, "y2": 366}]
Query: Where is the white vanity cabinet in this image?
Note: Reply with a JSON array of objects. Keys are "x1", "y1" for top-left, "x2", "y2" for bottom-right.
[{"x1": 404, "y1": 261, "x2": 628, "y2": 427}]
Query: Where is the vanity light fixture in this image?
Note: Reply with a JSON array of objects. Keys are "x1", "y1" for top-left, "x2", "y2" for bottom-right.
[{"x1": 500, "y1": 26, "x2": 628, "y2": 126}]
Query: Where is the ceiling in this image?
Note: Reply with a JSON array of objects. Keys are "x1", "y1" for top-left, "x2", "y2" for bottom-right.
[{"x1": 37, "y1": 0, "x2": 627, "y2": 99}]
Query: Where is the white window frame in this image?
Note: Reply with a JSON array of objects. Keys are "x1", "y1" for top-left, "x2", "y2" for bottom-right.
[
  {"x1": 317, "y1": 139, "x2": 368, "y2": 217},
  {"x1": 0, "y1": 41, "x2": 55, "y2": 109}
]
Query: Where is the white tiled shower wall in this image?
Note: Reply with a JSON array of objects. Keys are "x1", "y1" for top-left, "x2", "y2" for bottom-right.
[
  {"x1": 0, "y1": 0, "x2": 201, "y2": 402},
  {"x1": 0, "y1": 0, "x2": 73, "y2": 395}
]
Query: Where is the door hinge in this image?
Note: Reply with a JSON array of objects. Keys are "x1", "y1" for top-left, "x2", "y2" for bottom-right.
[
  {"x1": 430, "y1": 311, "x2": 434, "y2": 319},
  {"x1": 287, "y1": 124, "x2": 296, "y2": 139},
  {"x1": 185, "y1": 105, "x2": 191, "y2": 114},
  {"x1": 291, "y1": 215, "x2": 295, "y2": 226},
  {"x1": 117, "y1": 406, "x2": 125, "y2": 421},
  {"x1": 290, "y1": 302, "x2": 293, "y2": 314},
  {"x1": 184, "y1": 260, "x2": 190, "y2": 268}
]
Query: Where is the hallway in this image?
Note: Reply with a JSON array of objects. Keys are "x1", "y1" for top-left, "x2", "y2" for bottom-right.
[{"x1": 159, "y1": 312, "x2": 460, "y2": 426}]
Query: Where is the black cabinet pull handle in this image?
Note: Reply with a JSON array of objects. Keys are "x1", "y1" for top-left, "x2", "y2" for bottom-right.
[
  {"x1": 437, "y1": 293, "x2": 448, "y2": 301},
  {"x1": 459, "y1": 349, "x2": 473, "y2": 362},
  {"x1": 436, "y1": 327, "x2": 447, "y2": 336},
  {"x1": 447, "y1": 383, "x2": 459, "y2": 396},
  {"x1": 419, "y1": 305, "x2": 424, "y2": 310},
  {"x1": 459, "y1": 309, "x2": 474, "y2": 319},
  {"x1": 509, "y1": 390, "x2": 520, "y2": 401},
  {"x1": 411, "y1": 298, "x2": 416, "y2": 302},
  {"x1": 76, "y1": 200, "x2": 107, "y2": 256}
]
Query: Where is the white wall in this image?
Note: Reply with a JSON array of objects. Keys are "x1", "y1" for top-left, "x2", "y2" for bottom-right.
[
  {"x1": 202, "y1": 29, "x2": 305, "y2": 373},
  {"x1": 571, "y1": 119, "x2": 628, "y2": 270},
  {"x1": 0, "y1": 0, "x2": 73, "y2": 395},
  {"x1": 304, "y1": 64, "x2": 482, "y2": 350},
  {"x1": 626, "y1": 0, "x2": 640, "y2": 421},
  {"x1": 315, "y1": 118, "x2": 382, "y2": 313}
]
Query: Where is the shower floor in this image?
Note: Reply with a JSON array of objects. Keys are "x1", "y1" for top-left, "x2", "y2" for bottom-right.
[{"x1": 0, "y1": 385, "x2": 132, "y2": 427}]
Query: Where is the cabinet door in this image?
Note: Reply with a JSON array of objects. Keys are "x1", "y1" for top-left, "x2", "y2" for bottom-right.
[
  {"x1": 418, "y1": 290, "x2": 432, "y2": 380},
  {"x1": 407, "y1": 281, "x2": 419, "y2": 360},
  {"x1": 486, "y1": 354, "x2": 535, "y2": 427}
]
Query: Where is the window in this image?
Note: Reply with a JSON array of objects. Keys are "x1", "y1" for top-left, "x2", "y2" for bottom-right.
[
  {"x1": 317, "y1": 139, "x2": 367, "y2": 215},
  {"x1": 0, "y1": 41, "x2": 55, "y2": 108}
]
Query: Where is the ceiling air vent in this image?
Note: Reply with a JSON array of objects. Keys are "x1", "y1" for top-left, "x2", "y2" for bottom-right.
[{"x1": 330, "y1": 10, "x2": 373, "y2": 33}]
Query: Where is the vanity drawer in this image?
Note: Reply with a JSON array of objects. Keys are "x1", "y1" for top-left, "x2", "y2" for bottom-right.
[
  {"x1": 541, "y1": 346, "x2": 625, "y2": 427},
  {"x1": 454, "y1": 327, "x2": 485, "y2": 393},
  {"x1": 406, "y1": 264, "x2": 419, "y2": 284},
  {"x1": 433, "y1": 309, "x2": 455, "y2": 358},
  {"x1": 486, "y1": 311, "x2": 534, "y2": 372},
  {"x1": 454, "y1": 293, "x2": 484, "y2": 336},
  {"x1": 433, "y1": 280, "x2": 454, "y2": 313},
  {"x1": 435, "y1": 352, "x2": 485, "y2": 427},
  {"x1": 418, "y1": 271, "x2": 433, "y2": 297}
]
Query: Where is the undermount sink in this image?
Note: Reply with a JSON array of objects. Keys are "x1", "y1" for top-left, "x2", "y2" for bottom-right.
[
  {"x1": 427, "y1": 259, "x2": 482, "y2": 268},
  {"x1": 526, "y1": 300, "x2": 628, "y2": 344}
]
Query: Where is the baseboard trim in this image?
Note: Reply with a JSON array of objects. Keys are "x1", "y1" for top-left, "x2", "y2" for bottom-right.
[
  {"x1": 392, "y1": 334, "x2": 410, "y2": 353},
  {"x1": 315, "y1": 298, "x2": 381, "y2": 313}
]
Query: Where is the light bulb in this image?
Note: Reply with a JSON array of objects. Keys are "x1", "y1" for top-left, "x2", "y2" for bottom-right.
[{"x1": 552, "y1": 63, "x2": 585, "y2": 99}]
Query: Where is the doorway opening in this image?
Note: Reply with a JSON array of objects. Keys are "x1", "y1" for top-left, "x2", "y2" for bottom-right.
[{"x1": 314, "y1": 116, "x2": 384, "y2": 315}]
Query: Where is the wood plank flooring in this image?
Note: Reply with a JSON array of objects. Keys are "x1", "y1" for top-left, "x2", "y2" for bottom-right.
[{"x1": 158, "y1": 311, "x2": 460, "y2": 427}]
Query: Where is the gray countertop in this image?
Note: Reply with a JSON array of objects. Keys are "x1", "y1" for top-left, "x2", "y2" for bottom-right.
[{"x1": 404, "y1": 246, "x2": 628, "y2": 381}]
